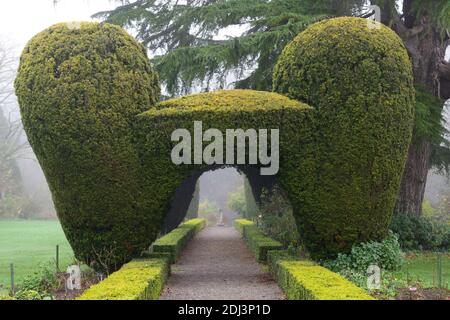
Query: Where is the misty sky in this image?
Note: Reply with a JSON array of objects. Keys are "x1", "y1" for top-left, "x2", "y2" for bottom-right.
[
  {"x1": 0, "y1": 0, "x2": 118, "y2": 54},
  {"x1": 0, "y1": 0, "x2": 448, "y2": 57}
]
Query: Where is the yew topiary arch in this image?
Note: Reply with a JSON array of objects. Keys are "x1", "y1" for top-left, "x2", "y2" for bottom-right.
[{"x1": 15, "y1": 18, "x2": 414, "y2": 271}]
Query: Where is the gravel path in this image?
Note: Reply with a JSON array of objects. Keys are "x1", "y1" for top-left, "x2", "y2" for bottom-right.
[{"x1": 160, "y1": 226, "x2": 285, "y2": 300}]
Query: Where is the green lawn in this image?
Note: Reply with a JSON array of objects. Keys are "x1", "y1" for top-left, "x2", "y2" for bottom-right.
[
  {"x1": 0, "y1": 220, "x2": 74, "y2": 293},
  {"x1": 395, "y1": 253, "x2": 450, "y2": 288}
]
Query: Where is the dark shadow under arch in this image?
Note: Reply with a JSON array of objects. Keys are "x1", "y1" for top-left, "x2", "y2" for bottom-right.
[{"x1": 162, "y1": 165, "x2": 277, "y2": 233}]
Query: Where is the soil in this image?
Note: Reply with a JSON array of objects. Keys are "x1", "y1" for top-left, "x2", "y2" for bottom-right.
[
  {"x1": 396, "y1": 287, "x2": 449, "y2": 300},
  {"x1": 53, "y1": 271, "x2": 99, "y2": 300}
]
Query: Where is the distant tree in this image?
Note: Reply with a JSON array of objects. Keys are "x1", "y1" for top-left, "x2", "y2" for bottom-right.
[
  {"x1": 97, "y1": 0, "x2": 450, "y2": 216},
  {"x1": 227, "y1": 184, "x2": 247, "y2": 216},
  {"x1": 0, "y1": 42, "x2": 28, "y2": 215},
  {"x1": 0, "y1": 111, "x2": 24, "y2": 198},
  {"x1": 95, "y1": 0, "x2": 366, "y2": 95}
]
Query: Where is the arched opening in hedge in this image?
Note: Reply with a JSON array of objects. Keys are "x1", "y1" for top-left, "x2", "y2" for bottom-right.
[{"x1": 162, "y1": 165, "x2": 276, "y2": 233}]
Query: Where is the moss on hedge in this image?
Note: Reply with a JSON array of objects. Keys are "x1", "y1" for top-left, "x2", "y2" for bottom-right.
[
  {"x1": 273, "y1": 17, "x2": 415, "y2": 259},
  {"x1": 14, "y1": 22, "x2": 160, "y2": 271}
]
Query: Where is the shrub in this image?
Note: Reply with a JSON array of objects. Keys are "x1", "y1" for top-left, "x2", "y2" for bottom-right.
[
  {"x1": 273, "y1": 17, "x2": 414, "y2": 259},
  {"x1": 152, "y1": 218, "x2": 206, "y2": 262},
  {"x1": 280, "y1": 262, "x2": 375, "y2": 300},
  {"x1": 15, "y1": 290, "x2": 43, "y2": 301},
  {"x1": 258, "y1": 186, "x2": 301, "y2": 248},
  {"x1": 324, "y1": 232, "x2": 404, "y2": 274},
  {"x1": 77, "y1": 258, "x2": 169, "y2": 300},
  {"x1": 390, "y1": 215, "x2": 450, "y2": 251},
  {"x1": 136, "y1": 88, "x2": 311, "y2": 259},
  {"x1": 233, "y1": 219, "x2": 254, "y2": 234},
  {"x1": 15, "y1": 22, "x2": 160, "y2": 272},
  {"x1": 18, "y1": 262, "x2": 59, "y2": 298},
  {"x1": 182, "y1": 218, "x2": 206, "y2": 234},
  {"x1": 268, "y1": 252, "x2": 374, "y2": 300},
  {"x1": 321, "y1": 233, "x2": 408, "y2": 298},
  {"x1": 422, "y1": 200, "x2": 438, "y2": 218},
  {"x1": 234, "y1": 220, "x2": 283, "y2": 262},
  {"x1": 267, "y1": 250, "x2": 300, "y2": 273}
]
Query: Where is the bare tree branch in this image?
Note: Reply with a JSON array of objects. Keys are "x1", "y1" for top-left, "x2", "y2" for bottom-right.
[{"x1": 0, "y1": 40, "x2": 31, "y2": 202}]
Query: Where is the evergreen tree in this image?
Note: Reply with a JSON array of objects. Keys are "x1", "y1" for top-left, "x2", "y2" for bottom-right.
[
  {"x1": 95, "y1": 0, "x2": 368, "y2": 94},
  {"x1": 371, "y1": 0, "x2": 450, "y2": 216},
  {"x1": 97, "y1": 0, "x2": 450, "y2": 215}
]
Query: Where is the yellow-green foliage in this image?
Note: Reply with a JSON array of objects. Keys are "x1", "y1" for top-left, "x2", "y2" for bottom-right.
[
  {"x1": 14, "y1": 22, "x2": 160, "y2": 271},
  {"x1": 153, "y1": 218, "x2": 206, "y2": 262},
  {"x1": 268, "y1": 251, "x2": 374, "y2": 300},
  {"x1": 77, "y1": 258, "x2": 169, "y2": 300},
  {"x1": 234, "y1": 219, "x2": 283, "y2": 262},
  {"x1": 276, "y1": 261, "x2": 375, "y2": 300},
  {"x1": 273, "y1": 17, "x2": 415, "y2": 259},
  {"x1": 156, "y1": 89, "x2": 306, "y2": 111},
  {"x1": 15, "y1": 17, "x2": 415, "y2": 271},
  {"x1": 234, "y1": 219, "x2": 254, "y2": 234},
  {"x1": 182, "y1": 218, "x2": 206, "y2": 234},
  {"x1": 135, "y1": 88, "x2": 311, "y2": 258}
]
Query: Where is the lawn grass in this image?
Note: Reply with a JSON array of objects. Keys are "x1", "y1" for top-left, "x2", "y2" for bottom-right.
[
  {"x1": 0, "y1": 220, "x2": 74, "y2": 293},
  {"x1": 395, "y1": 252, "x2": 450, "y2": 288}
]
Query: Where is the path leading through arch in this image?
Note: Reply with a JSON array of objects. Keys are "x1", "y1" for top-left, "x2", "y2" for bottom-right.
[{"x1": 160, "y1": 226, "x2": 285, "y2": 300}]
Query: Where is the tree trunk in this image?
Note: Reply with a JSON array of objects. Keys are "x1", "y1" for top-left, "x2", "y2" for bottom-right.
[
  {"x1": 392, "y1": 12, "x2": 448, "y2": 216},
  {"x1": 394, "y1": 141, "x2": 430, "y2": 215}
]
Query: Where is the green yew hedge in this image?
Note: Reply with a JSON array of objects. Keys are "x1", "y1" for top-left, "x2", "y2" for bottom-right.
[
  {"x1": 15, "y1": 17, "x2": 414, "y2": 270},
  {"x1": 15, "y1": 22, "x2": 160, "y2": 271},
  {"x1": 273, "y1": 17, "x2": 414, "y2": 259},
  {"x1": 152, "y1": 218, "x2": 206, "y2": 262},
  {"x1": 234, "y1": 220, "x2": 283, "y2": 262}
]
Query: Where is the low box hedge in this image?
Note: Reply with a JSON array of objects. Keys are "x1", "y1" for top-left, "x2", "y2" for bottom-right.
[
  {"x1": 268, "y1": 250, "x2": 374, "y2": 300},
  {"x1": 234, "y1": 219, "x2": 283, "y2": 263},
  {"x1": 152, "y1": 218, "x2": 206, "y2": 262},
  {"x1": 77, "y1": 219, "x2": 205, "y2": 300},
  {"x1": 233, "y1": 219, "x2": 255, "y2": 234},
  {"x1": 77, "y1": 258, "x2": 170, "y2": 300},
  {"x1": 182, "y1": 218, "x2": 206, "y2": 234}
]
